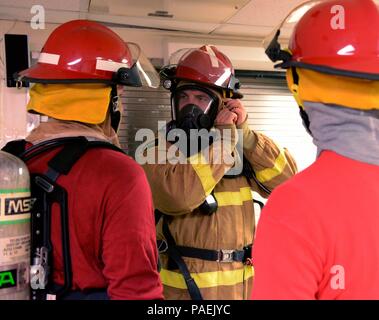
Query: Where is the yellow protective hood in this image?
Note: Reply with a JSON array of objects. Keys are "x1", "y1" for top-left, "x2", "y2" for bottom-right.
[
  {"x1": 27, "y1": 83, "x2": 112, "y2": 124},
  {"x1": 286, "y1": 68, "x2": 379, "y2": 111}
]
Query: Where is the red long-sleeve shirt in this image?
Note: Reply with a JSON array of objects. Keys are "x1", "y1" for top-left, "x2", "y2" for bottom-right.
[
  {"x1": 27, "y1": 146, "x2": 163, "y2": 300},
  {"x1": 251, "y1": 151, "x2": 379, "y2": 300}
]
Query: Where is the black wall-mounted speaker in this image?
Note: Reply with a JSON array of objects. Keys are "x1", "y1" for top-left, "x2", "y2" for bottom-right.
[{"x1": 4, "y1": 34, "x2": 29, "y2": 87}]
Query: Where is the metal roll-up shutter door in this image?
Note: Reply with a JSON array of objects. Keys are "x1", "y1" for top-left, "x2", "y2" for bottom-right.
[
  {"x1": 240, "y1": 77, "x2": 316, "y2": 171},
  {"x1": 119, "y1": 76, "x2": 316, "y2": 171},
  {"x1": 118, "y1": 86, "x2": 171, "y2": 156}
]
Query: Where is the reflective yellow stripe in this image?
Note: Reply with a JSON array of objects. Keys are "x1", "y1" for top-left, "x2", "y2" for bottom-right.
[
  {"x1": 256, "y1": 149, "x2": 287, "y2": 183},
  {"x1": 214, "y1": 187, "x2": 252, "y2": 207},
  {"x1": 160, "y1": 266, "x2": 254, "y2": 289},
  {"x1": 188, "y1": 153, "x2": 216, "y2": 196}
]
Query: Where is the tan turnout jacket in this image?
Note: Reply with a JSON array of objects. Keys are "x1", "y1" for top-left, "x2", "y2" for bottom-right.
[{"x1": 143, "y1": 120, "x2": 297, "y2": 300}]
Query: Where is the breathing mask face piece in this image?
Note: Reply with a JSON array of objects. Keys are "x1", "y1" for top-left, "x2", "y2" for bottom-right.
[
  {"x1": 167, "y1": 85, "x2": 220, "y2": 157},
  {"x1": 172, "y1": 85, "x2": 219, "y2": 132}
]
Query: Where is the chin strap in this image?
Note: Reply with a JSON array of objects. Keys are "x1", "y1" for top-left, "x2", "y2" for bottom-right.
[
  {"x1": 290, "y1": 67, "x2": 312, "y2": 136},
  {"x1": 109, "y1": 85, "x2": 121, "y2": 132},
  {"x1": 290, "y1": 67, "x2": 303, "y2": 109}
]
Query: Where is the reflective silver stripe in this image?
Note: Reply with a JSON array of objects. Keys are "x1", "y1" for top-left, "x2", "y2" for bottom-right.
[
  {"x1": 96, "y1": 59, "x2": 130, "y2": 72},
  {"x1": 38, "y1": 53, "x2": 60, "y2": 65},
  {"x1": 205, "y1": 45, "x2": 219, "y2": 68}
]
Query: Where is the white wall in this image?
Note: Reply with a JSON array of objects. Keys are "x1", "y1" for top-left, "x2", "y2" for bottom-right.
[
  {"x1": 0, "y1": 20, "x2": 275, "y2": 68},
  {"x1": 0, "y1": 85, "x2": 29, "y2": 143}
]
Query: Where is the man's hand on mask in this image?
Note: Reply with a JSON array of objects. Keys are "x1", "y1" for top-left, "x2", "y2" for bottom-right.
[
  {"x1": 214, "y1": 107, "x2": 238, "y2": 126},
  {"x1": 224, "y1": 99, "x2": 247, "y2": 126}
]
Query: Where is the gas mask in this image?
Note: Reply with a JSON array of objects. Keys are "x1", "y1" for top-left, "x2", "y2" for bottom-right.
[
  {"x1": 166, "y1": 85, "x2": 220, "y2": 156},
  {"x1": 171, "y1": 85, "x2": 219, "y2": 131}
]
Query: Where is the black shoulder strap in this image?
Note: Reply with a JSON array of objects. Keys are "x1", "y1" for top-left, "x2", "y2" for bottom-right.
[
  {"x1": 2, "y1": 139, "x2": 28, "y2": 156},
  {"x1": 46, "y1": 139, "x2": 124, "y2": 176},
  {"x1": 3, "y1": 137, "x2": 124, "y2": 173},
  {"x1": 12, "y1": 137, "x2": 124, "y2": 300},
  {"x1": 242, "y1": 156, "x2": 272, "y2": 195},
  {"x1": 161, "y1": 214, "x2": 203, "y2": 300}
]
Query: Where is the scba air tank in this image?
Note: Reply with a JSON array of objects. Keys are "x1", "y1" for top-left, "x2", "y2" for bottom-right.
[{"x1": 0, "y1": 150, "x2": 31, "y2": 299}]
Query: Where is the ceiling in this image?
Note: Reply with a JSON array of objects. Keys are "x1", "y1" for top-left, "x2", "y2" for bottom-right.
[{"x1": 0, "y1": 0, "x2": 309, "y2": 39}]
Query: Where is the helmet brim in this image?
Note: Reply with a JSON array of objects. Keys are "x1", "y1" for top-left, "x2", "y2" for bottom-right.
[
  {"x1": 280, "y1": 58, "x2": 379, "y2": 80},
  {"x1": 17, "y1": 64, "x2": 112, "y2": 84}
]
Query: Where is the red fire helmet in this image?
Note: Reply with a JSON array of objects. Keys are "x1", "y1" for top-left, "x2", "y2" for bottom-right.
[
  {"x1": 161, "y1": 45, "x2": 242, "y2": 98},
  {"x1": 264, "y1": 0, "x2": 379, "y2": 80},
  {"x1": 18, "y1": 20, "x2": 159, "y2": 87}
]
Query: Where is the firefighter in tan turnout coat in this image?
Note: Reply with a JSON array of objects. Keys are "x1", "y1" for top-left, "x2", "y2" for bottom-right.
[{"x1": 142, "y1": 45, "x2": 298, "y2": 300}]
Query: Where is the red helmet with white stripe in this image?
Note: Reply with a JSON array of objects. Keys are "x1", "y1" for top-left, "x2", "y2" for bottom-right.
[
  {"x1": 161, "y1": 45, "x2": 242, "y2": 98},
  {"x1": 17, "y1": 20, "x2": 159, "y2": 88}
]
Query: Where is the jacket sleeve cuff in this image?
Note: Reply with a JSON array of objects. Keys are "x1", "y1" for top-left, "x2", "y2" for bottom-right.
[{"x1": 237, "y1": 119, "x2": 257, "y2": 150}]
